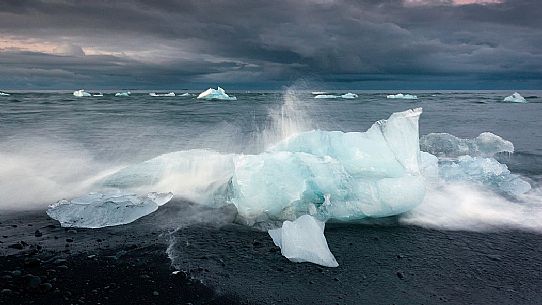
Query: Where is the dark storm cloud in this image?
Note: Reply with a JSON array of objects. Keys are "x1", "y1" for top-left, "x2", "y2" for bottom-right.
[{"x1": 0, "y1": 0, "x2": 540, "y2": 89}]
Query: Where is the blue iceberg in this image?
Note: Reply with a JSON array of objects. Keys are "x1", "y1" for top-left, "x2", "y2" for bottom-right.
[
  {"x1": 197, "y1": 87, "x2": 237, "y2": 101},
  {"x1": 503, "y1": 92, "x2": 527, "y2": 103}
]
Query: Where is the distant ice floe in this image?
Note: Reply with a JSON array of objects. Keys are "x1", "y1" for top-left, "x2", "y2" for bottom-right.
[
  {"x1": 115, "y1": 91, "x2": 131, "y2": 97},
  {"x1": 73, "y1": 89, "x2": 91, "y2": 97},
  {"x1": 0, "y1": 91, "x2": 10, "y2": 96},
  {"x1": 179, "y1": 93, "x2": 191, "y2": 97},
  {"x1": 92, "y1": 93, "x2": 103, "y2": 97},
  {"x1": 197, "y1": 87, "x2": 237, "y2": 101},
  {"x1": 314, "y1": 94, "x2": 340, "y2": 99},
  {"x1": 314, "y1": 93, "x2": 358, "y2": 99},
  {"x1": 47, "y1": 192, "x2": 173, "y2": 228},
  {"x1": 269, "y1": 215, "x2": 338, "y2": 267},
  {"x1": 387, "y1": 93, "x2": 418, "y2": 100},
  {"x1": 503, "y1": 92, "x2": 527, "y2": 103},
  {"x1": 340, "y1": 93, "x2": 358, "y2": 99},
  {"x1": 311, "y1": 91, "x2": 328, "y2": 95},
  {"x1": 150, "y1": 92, "x2": 176, "y2": 97}
]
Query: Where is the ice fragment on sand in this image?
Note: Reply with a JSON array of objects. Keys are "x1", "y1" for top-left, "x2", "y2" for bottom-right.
[
  {"x1": 268, "y1": 215, "x2": 338, "y2": 267},
  {"x1": 47, "y1": 192, "x2": 173, "y2": 228}
]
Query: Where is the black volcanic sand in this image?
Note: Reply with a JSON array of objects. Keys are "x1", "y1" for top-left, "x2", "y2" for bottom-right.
[{"x1": 1, "y1": 200, "x2": 542, "y2": 305}]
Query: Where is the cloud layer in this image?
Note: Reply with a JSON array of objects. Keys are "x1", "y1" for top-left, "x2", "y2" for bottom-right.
[{"x1": 0, "y1": 0, "x2": 540, "y2": 89}]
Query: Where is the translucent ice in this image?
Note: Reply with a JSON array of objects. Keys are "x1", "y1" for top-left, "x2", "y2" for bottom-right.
[
  {"x1": 73, "y1": 90, "x2": 91, "y2": 97},
  {"x1": 268, "y1": 215, "x2": 338, "y2": 267},
  {"x1": 197, "y1": 87, "x2": 237, "y2": 101},
  {"x1": 420, "y1": 132, "x2": 514, "y2": 158},
  {"x1": 340, "y1": 93, "x2": 358, "y2": 99},
  {"x1": 99, "y1": 108, "x2": 427, "y2": 224},
  {"x1": 503, "y1": 92, "x2": 527, "y2": 103},
  {"x1": 115, "y1": 91, "x2": 131, "y2": 97},
  {"x1": 438, "y1": 156, "x2": 531, "y2": 196},
  {"x1": 47, "y1": 192, "x2": 173, "y2": 228},
  {"x1": 387, "y1": 93, "x2": 418, "y2": 100}
]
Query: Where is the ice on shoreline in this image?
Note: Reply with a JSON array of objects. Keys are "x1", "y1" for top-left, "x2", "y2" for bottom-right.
[
  {"x1": 269, "y1": 215, "x2": 338, "y2": 267},
  {"x1": 503, "y1": 92, "x2": 527, "y2": 103},
  {"x1": 420, "y1": 132, "x2": 514, "y2": 158},
  {"x1": 47, "y1": 192, "x2": 173, "y2": 228},
  {"x1": 387, "y1": 93, "x2": 418, "y2": 100},
  {"x1": 197, "y1": 87, "x2": 237, "y2": 101}
]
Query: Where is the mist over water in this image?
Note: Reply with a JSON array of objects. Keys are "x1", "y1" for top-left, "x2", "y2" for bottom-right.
[{"x1": 1, "y1": 88, "x2": 541, "y2": 233}]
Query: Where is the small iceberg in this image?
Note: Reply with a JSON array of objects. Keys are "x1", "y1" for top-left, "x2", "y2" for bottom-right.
[
  {"x1": 197, "y1": 87, "x2": 237, "y2": 101},
  {"x1": 92, "y1": 93, "x2": 103, "y2": 97},
  {"x1": 73, "y1": 89, "x2": 91, "y2": 97},
  {"x1": 503, "y1": 92, "x2": 527, "y2": 103},
  {"x1": 341, "y1": 93, "x2": 358, "y2": 99},
  {"x1": 268, "y1": 215, "x2": 338, "y2": 267},
  {"x1": 0, "y1": 91, "x2": 10, "y2": 96},
  {"x1": 150, "y1": 92, "x2": 176, "y2": 97},
  {"x1": 115, "y1": 91, "x2": 131, "y2": 97},
  {"x1": 387, "y1": 93, "x2": 418, "y2": 100},
  {"x1": 314, "y1": 94, "x2": 340, "y2": 99},
  {"x1": 311, "y1": 91, "x2": 328, "y2": 95},
  {"x1": 47, "y1": 192, "x2": 173, "y2": 228},
  {"x1": 179, "y1": 93, "x2": 191, "y2": 97}
]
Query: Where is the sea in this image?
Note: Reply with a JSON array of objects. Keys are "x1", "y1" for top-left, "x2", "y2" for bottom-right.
[{"x1": 1, "y1": 89, "x2": 541, "y2": 231}]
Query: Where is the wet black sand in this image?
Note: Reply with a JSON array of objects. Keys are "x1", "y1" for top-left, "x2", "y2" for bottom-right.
[{"x1": 1, "y1": 200, "x2": 542, "y2": 304}]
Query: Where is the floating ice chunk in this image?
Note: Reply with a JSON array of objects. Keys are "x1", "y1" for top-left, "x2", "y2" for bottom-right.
[
  {"x1": 340, "y1": 93, "x2": 358, "y2": 99},
  {"x1": 150, "y1": 92, "x2": 175, "y2": 97},
  {"x1": 46, "y1": 192, "x2": 173, "y2": 228},
  {"x1": 314, "y1": 94, "x2": 340, "y2": 99},
  {"x1": 73, "y1": 90, "x2": 91, "y2": 97},
  {"x1": 179, "y1": 92, "x2": 191, "y2": 97},
  {"x1": 92, "y1": 93, "x2": 103, "y2": 97},
  {"x1": 311, "y1": 91, "x2": 328, "y2": 95},
  {"x1": 197, "y1": 87, "x2": 237, "y2": 101},
  {"x1": 268, "y1": 215, "x2": 338, "y2": 267},
  {"x1": 503, "y1": 92, "x2": 527, "y2": 103},
  {"x1": 0, "y1": 91, "x2": 10, "y2": 96},
  {"x1": 420, "y1": 132, "x2": 514, "y2": 158},
  {"x1": 386, "y1": 93, "x2": 418, "y2": 100},
  {"x1": 115, "y1": 91, "x2": 131, "y2": 97},
  {"x1": 438, "y1": 156, "x2": 531, "y2": 196}
]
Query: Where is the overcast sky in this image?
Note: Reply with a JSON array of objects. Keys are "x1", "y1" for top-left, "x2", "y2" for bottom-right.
[{"x1": 0, "y1": 0, "x2": 540, "y2": 89}]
